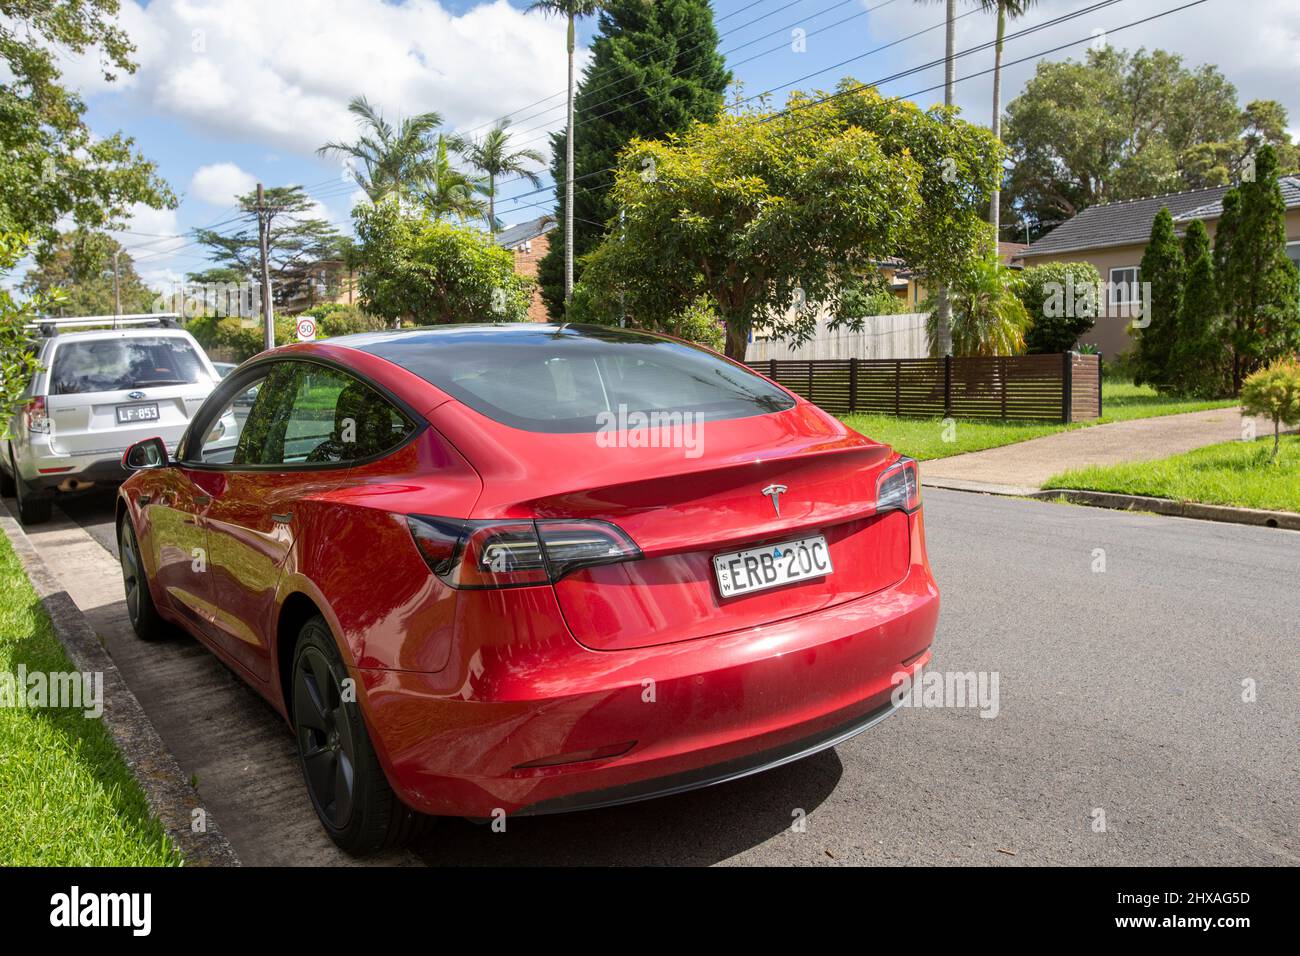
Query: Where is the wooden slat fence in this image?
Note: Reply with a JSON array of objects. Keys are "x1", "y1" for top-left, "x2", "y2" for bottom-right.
[{"x1": 748, "y1": 353, "x2": 1102, "y2": 422}]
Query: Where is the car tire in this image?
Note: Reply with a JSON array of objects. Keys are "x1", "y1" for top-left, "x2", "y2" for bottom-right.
[
  {"x1": 118, "y1": 515, "x2": 168, "y2": 641},
  {"x1": 0, "y1": 447, "x2": 15, "y2": 496},
  {"x1": 11, "y1": 450, "x2": 52, "y2": 525},
  {"x1": 291, "y1": 615, "x2": 428, "y2": 856}
]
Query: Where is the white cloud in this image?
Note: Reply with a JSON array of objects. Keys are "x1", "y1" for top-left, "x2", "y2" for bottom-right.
[
  {"x1": 189, "y1": 162, "x2": 258, "y2": 206},
  {"x1": 64, "y1": 0, "x2": 579, "y2": 157}
]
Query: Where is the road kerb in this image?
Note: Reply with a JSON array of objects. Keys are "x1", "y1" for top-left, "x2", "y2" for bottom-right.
[{"x1": 0, "y1": 503, "x2": 241, "y2": 866}]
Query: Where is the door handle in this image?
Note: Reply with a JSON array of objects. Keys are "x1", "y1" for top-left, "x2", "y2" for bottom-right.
[
  {"x1": 194, "y1": 493, "x2": 212, "y2": 506},
  {"x1": 271, "y1": 512, "x2": 293, "y2": 524}
]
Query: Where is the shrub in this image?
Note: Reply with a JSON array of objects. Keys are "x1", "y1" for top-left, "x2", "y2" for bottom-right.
[
  {"x1": 1017, "y1": 261, "x2": 1101, "y2": 354},
  {"x1": 298, "y1": 303, "x2": 387, "y2": 337},
  {"x1": 1240, "y1": 357, "x2": 1300, "y2": 462}
]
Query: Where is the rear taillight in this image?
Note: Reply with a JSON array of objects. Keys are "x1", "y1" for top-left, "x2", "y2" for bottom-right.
[
  {"x1": 876, "y1": 457, "x2": 921, "y2": 514},
  {"x1": 407, "y1": 516, "x2": 642, "y2": 589},
  {"x1": 24, "y1": 396, "x2": 50, "y2": 433}
]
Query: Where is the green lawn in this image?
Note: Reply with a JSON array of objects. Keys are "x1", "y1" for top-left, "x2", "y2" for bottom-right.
[
  {"x1": 1042, "y1": 434, "x2": 1300, "y2": 513},
  {"x1": 840, "y1": 380, "x2": 1237, "y2": 460},
  {"x1": 0, "y1": 534, "x2": 182, "y2": 866}
]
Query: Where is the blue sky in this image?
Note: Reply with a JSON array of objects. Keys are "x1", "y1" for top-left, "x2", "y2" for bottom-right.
[{"x1": 50, "y1": 0, "x2": 1300, "y2": 289}]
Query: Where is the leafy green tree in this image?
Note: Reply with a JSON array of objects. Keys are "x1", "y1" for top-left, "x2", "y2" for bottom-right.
[
  {"x1": 317, "y1": 96, "x2": 445, "y2": 206},
  {"x1": 20, "y1": 230, "x2": 155, "y2": 316},
  {"x1": 1215, "y1": 145, "x2": 1300, "y2": 390},
  {"x1": 1132, "y1": 207, "x2": 1184, "y2": 390},
  {"x1": 352, "y1": 202, "x2": 532, "y2": 325},
  {"x1": 571, "y1": 81, "x2": 1001, "y2": 359},
  {"x1": 1017, "y1": 260, "x2": 1101, "y2": 354},
  {"x1": 1239, "y1": 358, "x2": 1300, "y2": 462},
  {"x1": 926, "y1": 252, "x2": 1030, "y2": 356},
  {"x1": 464, "y1": 121, "x2": 546, "y2": 235},
  {"x1": 536, "y1": 0, "x2": 728, "y2": 316},
  {"x1": 1170, "y1": 219, "x2": 1228, "y2": 397},
  {"x1": 1, "y1": 235, "x2": 50, "y2": 437},
  {"x1": 1002, "y1": 47, "x2": 1290, "y2": 231},
  {"x1": 193, "y1": 186, "x2": 342, "y2": 310},
  {"x1": 979, "y1": 0, "x2": 1035, "y2": 242},
  {"x1": 0, "y1": 0, "x2": 174, "y2": 240}
]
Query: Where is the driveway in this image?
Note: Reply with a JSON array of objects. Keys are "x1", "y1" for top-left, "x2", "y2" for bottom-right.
[
  {"x1": 8, "y1": 487, "x2": 1297, "y2": 865},
  {"x1": 923, "y1": 407, "x2": 1289, "y2": 491}
]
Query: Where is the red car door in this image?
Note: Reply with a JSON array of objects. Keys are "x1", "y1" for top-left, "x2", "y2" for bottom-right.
[{"x1": 199, "y1": 361, "x2": 413, "y2": 681}]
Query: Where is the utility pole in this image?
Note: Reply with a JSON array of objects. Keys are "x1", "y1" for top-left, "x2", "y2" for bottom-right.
[
  {"x1": 256, "y1": 183, "x2": 274, "y2": 351},
  {"x1": 564, "y1": 11, "x2": 576, "y2": 305},
  {"x1": 934, "y1": 0, "x2": 957, "y2": 359},
  {"x1": 112, "y1": 249, "x2": 122, "y2": 326}
]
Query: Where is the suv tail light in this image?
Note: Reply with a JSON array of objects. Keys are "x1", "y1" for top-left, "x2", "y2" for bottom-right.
[
  {"x1": 407, "y1": 516, "x2": 642, "y2": 589},
  {"x1": 24, "y1": 396, "x2": 50, "y2": 433},
  {"x1": 876, "y1": 457, "x2": 921, "y2": 514}
]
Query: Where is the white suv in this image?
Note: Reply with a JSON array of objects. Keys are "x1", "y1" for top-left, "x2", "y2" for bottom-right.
[{"x1": 1, "y1": 318, "x2": 228, "y2": 525}]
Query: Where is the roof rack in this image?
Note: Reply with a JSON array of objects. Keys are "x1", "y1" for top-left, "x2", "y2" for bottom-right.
[{"x1": 23, "y1": 314, "x2": 181, "y2": 337}]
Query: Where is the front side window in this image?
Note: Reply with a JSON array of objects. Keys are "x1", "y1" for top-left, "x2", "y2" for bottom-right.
[
  {"x1": 226, "y1": 362, "x2": 414, "y2": 467},
  {"x1": 194, "y1": 369, "x2": 273, "y2": 464},
  {"x1": 50, "y1": 336, "x2": 206, "y2": 394}
]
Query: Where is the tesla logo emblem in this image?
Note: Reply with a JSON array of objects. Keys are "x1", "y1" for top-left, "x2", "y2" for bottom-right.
[
  {"x1": 761, "y1": 483, "x2": 788, "y2": 517},
  {"x1": 128, "y1": 390, "x2": 145, "y2": 400}
]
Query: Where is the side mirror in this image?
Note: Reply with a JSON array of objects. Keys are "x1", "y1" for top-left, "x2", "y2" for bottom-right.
[{"x1": 122, "y1": 437, "x2": 170, "y2": 471}]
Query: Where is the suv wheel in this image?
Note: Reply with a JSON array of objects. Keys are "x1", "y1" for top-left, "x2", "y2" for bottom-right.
[
  {"x1": 11, "y1": 450, "x2": 51, "y2": 525},
  {"x1": 291, "y1": 615, "x2": 428, "y2": 855},
  {"x1": 0, "y1": 454, "x2": 14, "y2": 498}
]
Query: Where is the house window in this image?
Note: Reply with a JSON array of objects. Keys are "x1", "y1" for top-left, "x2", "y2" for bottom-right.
[
  {"x1": 1287, "y1": 242, "x2": 1300, "y2": 279},
  {"x1": 1109, "y1": 267, "x2": 1141, "y2": 307}
]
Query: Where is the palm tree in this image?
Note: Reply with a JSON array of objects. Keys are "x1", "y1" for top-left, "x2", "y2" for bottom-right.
[
  {"x1": 980, "y1": 1, "x2": 1037, "y2": 243},
  {"x1": 916, "y1": 0, "x2": 960, "y2": 356},
  {"x1": 464, "y1": 120, "x2": 546, "y2": 235},
  {"x1": 527, "y1": 0, "x2": 607, "y2": 303},
  {"x1": 928, "y1": 253, "x2": 1031, "y2": 356},
  {"x1": 317, "y1": 96, "x2": 444, "y2": 207},
  {"x1": 417, "y1": 135, "x2": 488, "y2": 222}
]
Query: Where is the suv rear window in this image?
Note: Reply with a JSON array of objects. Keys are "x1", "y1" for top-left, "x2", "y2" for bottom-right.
[
  {"x1": 50, "y1": 337, "x2": 206, "y2": 395},
  {"x1": 356, "y1": 325, "x2": 795, "y2": 433}
]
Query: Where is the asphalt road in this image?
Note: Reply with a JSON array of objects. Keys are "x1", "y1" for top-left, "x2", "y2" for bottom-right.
[{"x1": 41, "y1": 487, "x2": 1300, "y2": 865}]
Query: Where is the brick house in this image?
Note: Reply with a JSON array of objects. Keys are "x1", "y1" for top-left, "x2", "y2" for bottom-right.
[{"x1": 496, "y1": 215, "x2": 557, "y2": 322}]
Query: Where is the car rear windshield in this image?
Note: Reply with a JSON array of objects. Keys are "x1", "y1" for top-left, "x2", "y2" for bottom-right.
[
  {"x1": 50, "y1": 336, "x2": 207, "y2": 395},
  {"x1": 356, "y1": 325, "x2": 796, "y2": 433}
]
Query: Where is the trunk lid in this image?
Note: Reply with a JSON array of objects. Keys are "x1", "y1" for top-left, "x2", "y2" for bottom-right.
[{"x1": 430, "y1": 401, "x2": 911, "y2": 651}]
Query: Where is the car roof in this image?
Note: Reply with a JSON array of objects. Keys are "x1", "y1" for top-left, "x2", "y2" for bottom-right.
[
  {"x1": 43, "y1": 327, "x2": 199, "y2": 345},
  {"x1": 332, "y1": 322, "x2": 671, "y2": 351}
]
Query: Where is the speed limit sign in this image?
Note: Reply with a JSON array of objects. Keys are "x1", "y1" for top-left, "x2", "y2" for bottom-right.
[{"x1": 296, "y1": 317, "x2": 316, "y2": 341}]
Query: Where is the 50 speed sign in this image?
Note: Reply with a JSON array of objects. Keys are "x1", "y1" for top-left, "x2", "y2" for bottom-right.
[{"x1": 296, "y1": 316, "x2": 317, "y2": 341}]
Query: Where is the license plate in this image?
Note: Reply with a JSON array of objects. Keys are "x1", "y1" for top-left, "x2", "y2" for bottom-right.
[
  {"x1": 116, "y1": 403, "x2": 159, "y2": 424},
  {"x1": 713, "y1": 534, "x2": 833, "y2": 598}
]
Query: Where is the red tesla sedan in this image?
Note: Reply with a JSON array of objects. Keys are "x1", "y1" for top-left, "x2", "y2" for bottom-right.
[{"x1": 117, "y1": 324, "x2": 938, "y2": 854}]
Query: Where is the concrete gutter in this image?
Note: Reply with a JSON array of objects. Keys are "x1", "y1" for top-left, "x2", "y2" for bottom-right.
[
  {"x1": 925, "y1": 476, "x2": 1300, "y2": 531},
  {"x1": 0, "y1": 507, "x2": 240, "y2": 866},
  {"x1": 1028, "y1": 488, "x2": 1300, "y2": 531}
]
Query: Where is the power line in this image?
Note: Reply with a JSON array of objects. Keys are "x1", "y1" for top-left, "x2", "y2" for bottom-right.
[{"x1": 488, "y1": 0, "x2": 1205, "y2": 223}]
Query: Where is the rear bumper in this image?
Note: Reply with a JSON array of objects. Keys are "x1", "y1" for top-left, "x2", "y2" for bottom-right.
[
  {"x1": 355, "y1": 511, "x2": 940, "y2": 819},
  {"x1": 20, "y1": 452, "x2": 132, "y2": 492}
]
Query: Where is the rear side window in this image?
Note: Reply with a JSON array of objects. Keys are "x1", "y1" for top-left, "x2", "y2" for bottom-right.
[
  {"x1": 233, "y1": 362, "x2": 415, "y2": 467},
  {"x1": 50, "y1": 337, "x2": 205, "y2": 394},
  {"x1": 358, "y1": 325, "x2": 795, "y2": 433}
]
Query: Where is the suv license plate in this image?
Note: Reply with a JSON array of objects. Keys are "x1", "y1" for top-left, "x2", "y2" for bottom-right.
[{"x1": 116, "y1": 403, "x2": 160, "y2": 424}]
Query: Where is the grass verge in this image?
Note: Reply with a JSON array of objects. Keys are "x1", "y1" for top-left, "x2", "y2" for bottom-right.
[
  {"x1": 0, "y1": 531, "x2": 182, "y2": 866},
  {"x1": 840, "y1": 380, "x2": 1237, "y2": 460},
  {"x1": 1042, "y1": 434, "x2": 1300, "y2": 513}
]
